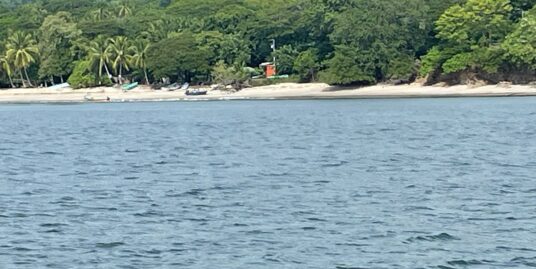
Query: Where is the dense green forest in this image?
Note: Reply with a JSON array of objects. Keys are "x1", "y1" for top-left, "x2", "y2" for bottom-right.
[{"x1": 1, "y1": 0, "x2": 536, "y2": 88}]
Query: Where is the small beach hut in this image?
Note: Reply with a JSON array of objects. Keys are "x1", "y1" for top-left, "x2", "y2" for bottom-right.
[{"x1": 260, "y1": 62, "x2": 276, "y2": 78}]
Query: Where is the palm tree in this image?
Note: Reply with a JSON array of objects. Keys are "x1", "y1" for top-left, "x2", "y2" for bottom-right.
[
  {"x1": 0, "y1": 54, "x2": 16, "y2": 88},
  {"x1": 87, "y1": 36, "x2": 112, "y2": 79},
  {"x1": 71, "y1": 37, "x2": 90, "y2": 61},
  {"x1": 117, "y1": 1, "x2": 132, "y2": 18},
  {"x1": 107, "y1": 36, "x2": 131, "y2": 84},
  {"x1": 128, "y1": 40, "x2": 150, "y2": 85},
  {"x1": 91, "y1": 7, "x2": 110, "y2": 21},
  {"x1": 5, "y1": 31, "x2": 39, "y2": 87},
  {"x1": 86, "y1": 0, "x2": 110, "y2": 21},
  {"x1": 140, "y1": 19, "x2": 174, "y2": 43}
]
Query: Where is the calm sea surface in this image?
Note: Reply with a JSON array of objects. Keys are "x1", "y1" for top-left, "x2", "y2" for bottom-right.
[{"x1": 1, "y1": 98, "x2": 536, "y2": 268}]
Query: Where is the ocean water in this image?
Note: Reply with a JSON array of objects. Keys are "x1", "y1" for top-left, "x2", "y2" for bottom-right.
[{"x1": 1, "y1": 98, "x2": 536, "y2": 269}]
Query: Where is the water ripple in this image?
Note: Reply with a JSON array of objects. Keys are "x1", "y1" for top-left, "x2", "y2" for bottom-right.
[{"x1": 1, "y1": 99, "x2": 535, "y2": 268}]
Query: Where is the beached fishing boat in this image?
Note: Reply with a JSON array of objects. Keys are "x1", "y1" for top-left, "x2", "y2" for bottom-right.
[
  {"x1": 47, "y1": 83, "x2": 70, "y2": 90},
  {"x1": 84, "y1": 94, "x2": 111, "y2": 102},
  {"x1": 122, "y1": 82, "x2": 139, "y2": 91},
  {"x1": 162, "y1": 83, "x2": 180, "y2": 91},
  {"x1": 185, "y1": 89, "x2": 208, "y2": 96},
  {"x1": 162, "y1": 82, "x2": 189, "y2": 91}
]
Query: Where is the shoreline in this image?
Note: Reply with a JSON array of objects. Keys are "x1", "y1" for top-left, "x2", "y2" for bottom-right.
[{"x1": 1, "y1": 83, "x2": 536, "y2": 103}]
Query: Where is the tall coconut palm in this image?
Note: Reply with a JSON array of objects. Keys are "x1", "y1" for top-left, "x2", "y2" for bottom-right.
[
  {"x1": 87, "y1": 36, "x2": 112, "y2": 79},
  {"x1": 0, "y1": 55, "x2": 16, "y2": 88},
  {"x1": 108, "y1": 36, "x2": 131, "y2": 84},
  {"x1": 128, "y1": 40, "x2": 150, "y2": 85},
  {"x1": 5, "y1": 31, "x2": 39, "y2": 87}
]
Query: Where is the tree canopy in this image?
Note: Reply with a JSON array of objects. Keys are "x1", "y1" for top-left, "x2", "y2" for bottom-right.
[{"x1": 1, "y1": 0, "x2": 536, "y2": 88}]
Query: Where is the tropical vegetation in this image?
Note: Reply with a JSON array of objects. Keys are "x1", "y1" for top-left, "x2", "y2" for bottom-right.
[{"x1": 1, "y1": 0, "x2": 536, "y2": 88}]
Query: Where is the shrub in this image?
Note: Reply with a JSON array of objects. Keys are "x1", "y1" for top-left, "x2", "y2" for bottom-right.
[
  {"x1": 211, "y1": 61, "x2": 249, "y2": 89},
  {"x1": 293, "y1": 49, "x2": 320, "y2": 82},
  {"x1": 419, "y1": 46, "x2": 443, "y2": 77},
  {"x1": 67, "y1": 60, "x2": 111, "y2": 89}
]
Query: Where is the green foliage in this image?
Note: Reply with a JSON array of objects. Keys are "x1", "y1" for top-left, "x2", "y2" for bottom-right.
[
  {"x1": 442, "y1": 52, "x2": 473, "y2": 74},
  {"x1": 0, "y1": 53, "x2": 16, "y2": 87},
  {"x1": 324, "y1": 0, "x2": 429, "y2": 84},
  {"x1": 195, "y1": 31, "x2": 251, "y2": 65},
  {"x1": 108, "y1": 35, "x2": 130, "y2": 83},
  {"x1": 471, "y1": 47, "x2": 505, "y2": 73},
  {"x1": 387, "y1": 55, "x2": 417, "y2": 80},
  {"x1": 146, "y1": 33, "x2": 210, "y2": 82},
  {"x1": 320, "y1": 45, "x2": 376, "y2": 85},
  {"x1": 272, "y1": 45, "x2": 298, "y2": 75},
  {"x1": 503, "y1": 8, "x2": 536, "y2": 68},
  {"x1": 420, "y1": 0, "x2": 514, "y2": 77},
  {"x1": 510, "y1": 0, "x2": 536, "y2": 20},
  {"x1": 86, "y1": 35, "x2": 112, "y2": 78},
  {"x1": 436, "y1": 0, "x2": 513, "y2": 48},
  {"x1": 419, "y1": 46, "x2": 443, "y2": 77},
  {"x1": 128, "y1": 39, "x2": 150, "y2": 84},
  {"x1": 5, "y1": 30, "x2": 39, "y2": 86},
  {"x1": 211, "y1": 60, "x2": 249, "y2": 88},
  {"x1": 38, "y1": 11, "x2": 80, "y2": 80},
  {"x1": 67, "y1": 59, "x2": 111, "y2": 88},
  {"x1": 293, "y1": 49, "x2": 319, "y2": 82}
]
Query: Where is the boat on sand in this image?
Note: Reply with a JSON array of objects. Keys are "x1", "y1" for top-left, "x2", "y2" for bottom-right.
[
  {"x1": 122, "y1": 82, "x2": 139, "y2": 91},
  {"x1": 185, "y1": 89, "x2": 208, "y2": 96}
]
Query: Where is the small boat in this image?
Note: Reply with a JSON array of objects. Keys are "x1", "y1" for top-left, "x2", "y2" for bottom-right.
[
  {"x1": 122, "y1": 82, "x2": 139, "y2": 91},
  {"x1": 268, "y1": 74, "x2": 290, "y2": 79},
  {"x1": 162, "y1": 83, "x2": 180, "y2": 91},
  {"x1": 162, "y1": 82, "x2": 189, "y2": 91},
  {"x1": 84, "y1": 93, "x2": 111, "y2": 102},
  {"x1": 185, "y1": 89, "x2": 208, "y2": 96},
  {"x1": 48, "y1": 83, "x2": 70, "y2": 90},
  {"x1": 180, "y1": 82, "x2": 190, "y2": 90}
]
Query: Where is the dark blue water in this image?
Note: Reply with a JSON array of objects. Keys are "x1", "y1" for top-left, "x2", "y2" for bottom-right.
[{"x1": 1, "y1": 98, "x2": 536, "y2": 268}]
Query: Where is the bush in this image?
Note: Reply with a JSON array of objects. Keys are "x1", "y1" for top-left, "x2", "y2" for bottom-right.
[
  {"x1": 320, "y1": 46, "x2": 376, "y2": 86},
  {"x1": 293, "y1": 49, "x2": 320, "y2": 82},
  {"x1": 211, "y1": 61, "x2": 249, "y2": 89},
  {"x1": 419, "y1": 46, "x2": 443, "y2": 77},
  {"x1": 67, "y1": 60, "x2": 111, "y2": 89},
  {"x1": 271, "y1": 45, "x2": 298, "y2": 75},
  {"x1": 385, "y1": 54, "x2": 416, "y2": 80},
  {"x1": 442, "y1": 52, "x2": 473, "y2": 74}
]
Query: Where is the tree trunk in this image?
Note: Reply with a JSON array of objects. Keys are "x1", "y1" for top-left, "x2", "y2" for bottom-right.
[
  {"x1": 24, "y1": 68, "x2": 33, "y2": 87},
  {"x1": 104, "y1": 64, "x2": 112, "y2": 79},
  {"x1": 119, "y1": 64, "x2": 123, "y2": 85},
  {"x1": 60, "y1": 75, "x2": 64, "y2": 83},
  {"x1": 19, "y1": 71, "x2": 27, "y2": 88},
  {"x1": 144, "y1": 68, "x2": 150, "y2": 85},
  {"x1": 8, "y1": 74, "x2": 15, "y2": 88},
  {"x1": 50, "y1": 76, "x2": 54, "y2": 86}
]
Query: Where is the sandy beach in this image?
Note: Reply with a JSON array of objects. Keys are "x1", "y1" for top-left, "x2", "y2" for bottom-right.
[{"x1": 1, "y1": 83, "x2": 536, "y2": 103}]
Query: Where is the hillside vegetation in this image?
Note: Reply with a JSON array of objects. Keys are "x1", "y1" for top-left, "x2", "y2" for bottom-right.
[{"x1": 1, "y1": 0, "x2": 536, "y2": 88}]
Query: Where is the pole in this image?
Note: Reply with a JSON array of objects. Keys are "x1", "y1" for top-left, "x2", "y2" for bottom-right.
[
  {"x1": 270, "y1": 39, "x2": 276, "y2": 75},
  {"x1": 271, "y1": 39, "x2": 276, "y2": 65}
]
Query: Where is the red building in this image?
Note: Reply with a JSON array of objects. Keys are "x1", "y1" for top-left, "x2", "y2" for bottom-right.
[{"x1": 260, "y1": 62, "x2": 277, "y2": 78}]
